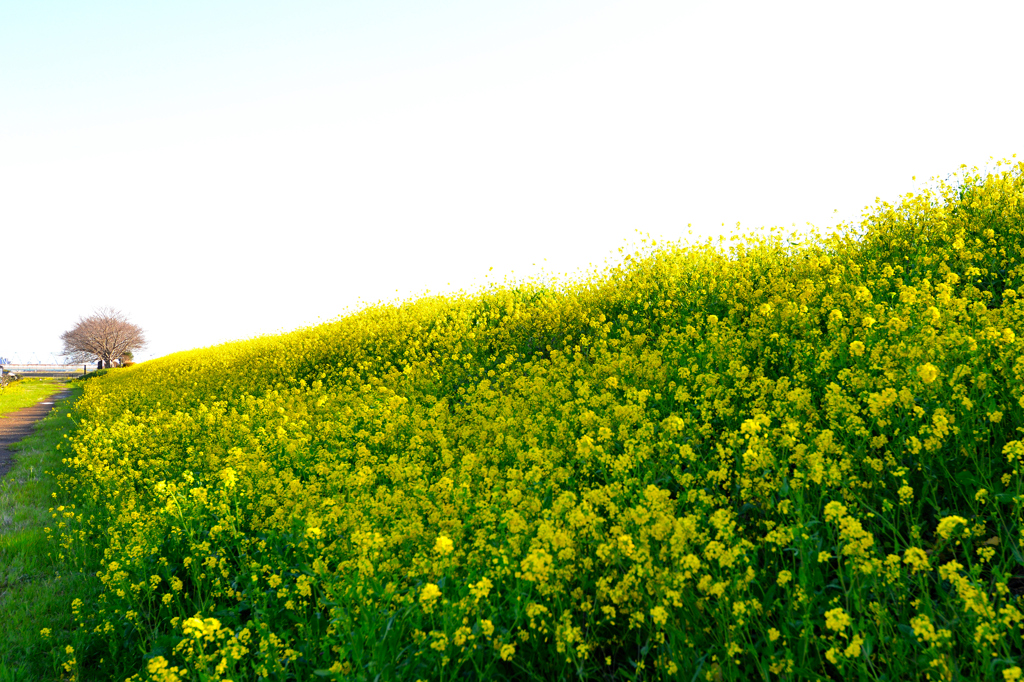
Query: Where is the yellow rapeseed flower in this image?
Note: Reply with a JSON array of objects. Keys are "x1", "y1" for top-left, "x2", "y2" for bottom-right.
[
  {"x1": 469, "y1": 577, "x2": 493, "y2": 599},
  {"x1": 419, "y1": 583, "x2": 442, "y2": 612},
  {"x1": 844, "y1": 634, "x2": 863, "y2": 658},
  {"x1": 823, "y1": 501, "x2": 847, "y2": 522},
  {"x1": 433, "y1": 535, "x2": 454, "y2": 555},
  {"x1": 935, "y1": 516, "x2": 968, "y2": 541},
  {"x1": 45, "y1": 159, "x2": 1024, "y2": 679},
  {"x1": 824, "y1": 607, "x2": 851, "y2": 632},
  {"x1": 903, "y1": 547, "x2": 931, "y2": 574},
  {"x1": 917, "y1": 363, "x2": 939, "y2": 384}
]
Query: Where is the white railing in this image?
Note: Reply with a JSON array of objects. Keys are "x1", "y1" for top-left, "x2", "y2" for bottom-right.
[{"x1": 1, "y1": 363, "x2": 98, "y2": 373}]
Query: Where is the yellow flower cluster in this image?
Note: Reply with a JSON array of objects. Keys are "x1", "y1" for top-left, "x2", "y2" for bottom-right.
[{"x1": 49, "y1": 159, "x2": 1024, "y2": 680}]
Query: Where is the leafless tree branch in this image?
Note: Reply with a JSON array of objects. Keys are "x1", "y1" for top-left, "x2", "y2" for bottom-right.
[{"x1": 60, "y1": 307, "x2": 147, "y2": 369}]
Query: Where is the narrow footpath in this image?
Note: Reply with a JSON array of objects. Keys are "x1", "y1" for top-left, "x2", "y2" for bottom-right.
[{"x1": 0, "y1": 389, "x2": 71, "y2": 479}]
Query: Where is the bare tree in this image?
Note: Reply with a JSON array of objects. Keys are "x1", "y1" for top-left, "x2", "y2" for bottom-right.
[{"x1": 61, "y1": 307, "x2": 147, "y2": 369}]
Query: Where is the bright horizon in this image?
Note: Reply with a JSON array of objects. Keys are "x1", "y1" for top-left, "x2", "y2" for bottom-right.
[{"x1": 3, "y1": 0, "x2": 1022, "y2": 364}]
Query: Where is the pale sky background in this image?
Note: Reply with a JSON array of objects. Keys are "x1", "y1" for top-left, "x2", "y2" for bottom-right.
[{"x1": 2, "y1": 0, "x2": 1022, "y2": 363}]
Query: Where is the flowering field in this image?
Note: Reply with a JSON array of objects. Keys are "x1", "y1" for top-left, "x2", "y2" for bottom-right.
[{"x1": 53, "y1": 161, "x2": 1024, "y2": 681}]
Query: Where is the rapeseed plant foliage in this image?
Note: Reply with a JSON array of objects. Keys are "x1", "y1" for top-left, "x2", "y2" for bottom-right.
[{"x1": 48, "y1": 159, "x2": 1024, "y2": 680}]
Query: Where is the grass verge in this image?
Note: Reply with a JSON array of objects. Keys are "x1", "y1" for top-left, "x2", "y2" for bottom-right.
[
  {"x1": 0, "y1": 385, "x2": 91, "y2": 682},
  {"x1": 0, "y1": 378, "x2": 69, "y2": 415}
]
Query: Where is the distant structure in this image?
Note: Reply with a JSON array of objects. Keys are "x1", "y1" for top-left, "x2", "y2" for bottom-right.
[{"x1": 0, "y1": 362, "x2": 99, "y2": 378}]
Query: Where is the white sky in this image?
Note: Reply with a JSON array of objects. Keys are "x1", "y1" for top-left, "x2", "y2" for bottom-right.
[{"x1": 2, "y1": 0, "x2": 1022, "y2": 363}]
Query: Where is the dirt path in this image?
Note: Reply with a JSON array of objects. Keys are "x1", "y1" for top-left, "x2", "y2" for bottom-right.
[{"x1": 0, "y1": 389, "x2": 71, "y2": 480}]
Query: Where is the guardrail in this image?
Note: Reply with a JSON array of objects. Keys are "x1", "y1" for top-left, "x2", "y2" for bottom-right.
[{"x1": 1, "y1": 364, "x2": 98, "y2": 375}]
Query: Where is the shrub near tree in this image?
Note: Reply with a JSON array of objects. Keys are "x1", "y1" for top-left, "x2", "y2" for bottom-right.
[{"x1": 60, "y1": 307, "x2": 146, "y2": 369}]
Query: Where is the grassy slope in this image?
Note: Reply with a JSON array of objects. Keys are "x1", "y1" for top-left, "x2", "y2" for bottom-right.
[
  {"x1": 0, "y1": 386, "x2": 88, "y2": 682},
  {"x1": 21, "y1": 160, "x2": 1024, "y2": 680}
]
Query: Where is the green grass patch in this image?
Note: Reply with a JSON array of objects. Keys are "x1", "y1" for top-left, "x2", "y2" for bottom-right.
[
  {"x1": 0, "y1": 378, "x2": 69, "y2": 416},
  {"x1": 0, "y1": 386, "x2": 94, "y2": 681}
]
